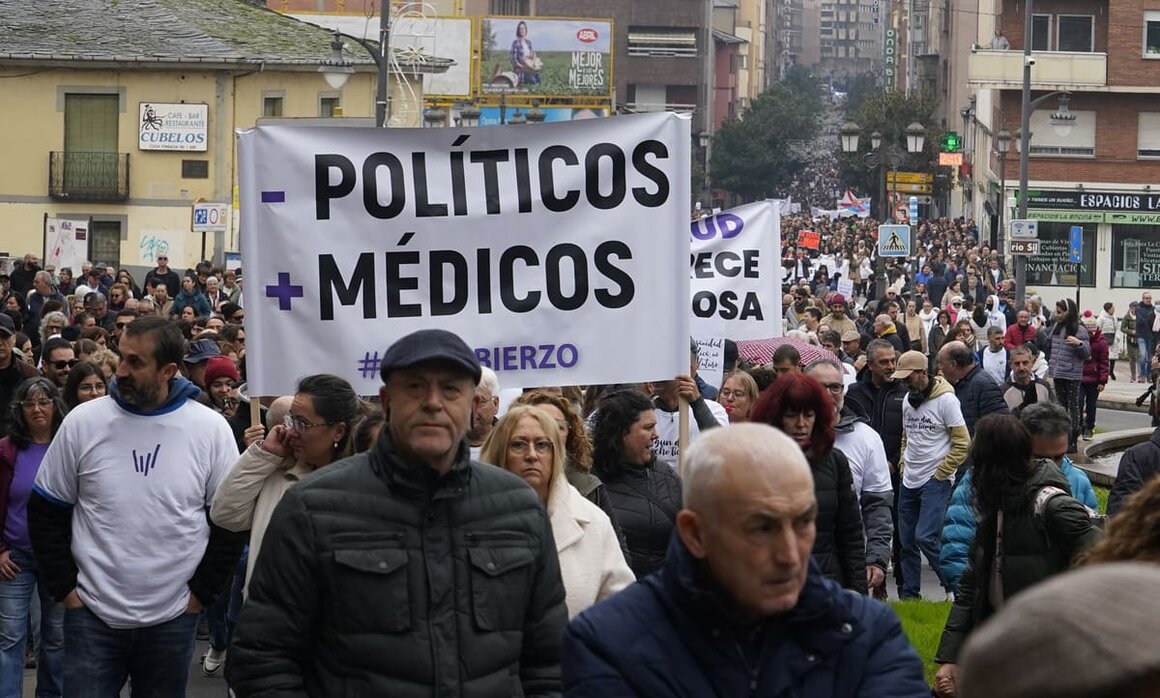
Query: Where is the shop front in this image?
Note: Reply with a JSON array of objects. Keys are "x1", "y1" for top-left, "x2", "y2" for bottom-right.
[{"x1": 1017, "y1": 189, "x2": 1160, "y2": 311}]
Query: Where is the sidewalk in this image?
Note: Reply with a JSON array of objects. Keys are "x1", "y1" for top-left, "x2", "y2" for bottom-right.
[{"x1": 1098, "y1": 373, "x2": 1152, "y2": 413}]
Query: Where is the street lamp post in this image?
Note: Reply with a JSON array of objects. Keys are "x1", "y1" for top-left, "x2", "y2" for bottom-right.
[
  {"x1": 319, "y1": 2, "x2": 392, "y2": 128},
  {"x1": 840, "y1": 121, "x2": 926, "y2": 303},
  {"x1": 995, "y1": 128, "x2": 1012, "y2": 256}
]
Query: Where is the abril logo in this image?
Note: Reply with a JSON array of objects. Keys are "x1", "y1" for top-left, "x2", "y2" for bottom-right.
[
  {"x1": 576, "y1": 28, "x2": 598, "y2": 43},
  {"x1": 133, "y1": 445, "x2": 162, "y2": 477}
]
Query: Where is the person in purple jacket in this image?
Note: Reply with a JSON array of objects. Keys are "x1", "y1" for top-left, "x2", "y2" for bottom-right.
[{"x1": 0, "y1": 377, "x2": 65, "y2": 697}]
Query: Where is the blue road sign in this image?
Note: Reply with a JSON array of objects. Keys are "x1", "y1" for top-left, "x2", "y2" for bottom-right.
[
  {"x1": 1069, "y1": 225, "x2": 1083, "y2": 263},
  {"x1": 877, "y1": 224, "x2": 911, "y2": 258}
]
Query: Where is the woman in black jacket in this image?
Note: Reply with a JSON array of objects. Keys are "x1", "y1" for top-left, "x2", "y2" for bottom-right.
[
  {"x1": 933, "y1": 414, "x2": 1101, "y2": 697},
  {"x1": 590, "y1": 389, "x2": 681, "y2": 579},
  {"x1": 751, "y1": 372, "x2": 867, "y2": 593}
]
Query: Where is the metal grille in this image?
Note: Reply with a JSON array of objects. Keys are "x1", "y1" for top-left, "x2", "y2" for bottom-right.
[{"x1": 48, "y1": 152, "x2": 129, "y2": 201}]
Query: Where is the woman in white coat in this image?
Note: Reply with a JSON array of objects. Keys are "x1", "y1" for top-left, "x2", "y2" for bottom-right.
[
  {"x1": 210, "y1": 373, "x2": 361, "y2": 595},
  {"x1": 481, "y1": 405, "x2": 634, "y2": 618}
]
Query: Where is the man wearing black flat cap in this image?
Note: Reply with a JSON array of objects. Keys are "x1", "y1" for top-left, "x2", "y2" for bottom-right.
[{"x1": 228, "y1": 328, "x2": 567, "y2": 697}]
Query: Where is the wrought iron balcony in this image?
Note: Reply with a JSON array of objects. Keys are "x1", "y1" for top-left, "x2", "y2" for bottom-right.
[{"x1": 48, "y1": 151, "x2": 130, "y2": 201}]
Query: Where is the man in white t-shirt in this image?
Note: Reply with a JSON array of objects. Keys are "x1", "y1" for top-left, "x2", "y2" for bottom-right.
[
  {"x1": 892, "y1": 350, "x2": 970, "y2": 601},
  {"x1": 28, "y1": 316, "x2": 245, "y2": 696},
  {"x1": 806, "y1": 359, "x2": 893, "y2": 597}
]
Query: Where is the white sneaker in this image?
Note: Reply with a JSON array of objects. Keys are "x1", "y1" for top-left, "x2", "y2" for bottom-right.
[{"x1": 202, "y1": 647, "x2": 226, "y2": 676}]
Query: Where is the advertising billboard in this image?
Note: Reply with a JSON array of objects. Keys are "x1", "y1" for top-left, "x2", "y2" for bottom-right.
[
  {"x1": 479, "y1": 17, "x2": 612, "y2": 99},
  {"x1": 391, "y1": 16, "x2": 473, "y2": 98}
]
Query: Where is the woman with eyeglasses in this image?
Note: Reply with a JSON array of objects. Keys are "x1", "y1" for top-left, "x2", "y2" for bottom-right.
[
  {"x1": 717, "y1": 370, "x2": 759, "y2": 423},
  {"x1": 211, "y1": 374, "x2": 361, "y2": 592},
  {"x1": 208, "y1": 374, "x2": 360, "y2": 673},
  {"x1": 62, "y1": 361, "x2": 107, "y2": 410},
  {"x1": 751, "y1": 372, "x2": 868, "y2": 593},
  {"x1": 590, "y1": 389, "x2": 681, "y2": 579},
  {"x1": 480, "y1": 406, "x2": 633, "y2": 617},
  {"x1": 0, "y1": 377, "x2": 66, "y2": 696}
]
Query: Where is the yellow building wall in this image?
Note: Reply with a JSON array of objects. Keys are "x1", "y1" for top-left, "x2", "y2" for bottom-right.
[{"x1": 0, "y1": 65, "x2": 417, "y2": 268}]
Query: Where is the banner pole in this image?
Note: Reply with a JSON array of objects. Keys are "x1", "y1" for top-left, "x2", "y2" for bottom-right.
[
  {"x1": 678, "y1": 397, "x2": 690, "y2": 479},
  {"x1": 250, "y1": 396, "x2": 261, "y2": 429}
]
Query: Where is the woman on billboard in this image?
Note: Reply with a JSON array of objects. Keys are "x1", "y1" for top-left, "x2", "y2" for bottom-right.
[{"x1": 510, "y1": 21, "x2": 542, "y2": 86}]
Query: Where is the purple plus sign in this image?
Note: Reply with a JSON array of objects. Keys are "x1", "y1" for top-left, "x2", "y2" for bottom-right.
[{"x1": 265, "y1": 272, "x2": 304, "y2": 311}]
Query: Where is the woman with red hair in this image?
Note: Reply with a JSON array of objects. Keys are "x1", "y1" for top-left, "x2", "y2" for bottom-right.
[{"x1": 752, "y1": 373, "x2": 868, "y2": 593}]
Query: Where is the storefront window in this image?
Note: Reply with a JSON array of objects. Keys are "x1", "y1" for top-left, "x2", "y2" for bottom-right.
[
  {"x1": 1111, "y1": 225, "x2": 1160, "y2": 287},
  {"x1": 1023, "y1": 222, "x2": 1096, "y2": 287}
]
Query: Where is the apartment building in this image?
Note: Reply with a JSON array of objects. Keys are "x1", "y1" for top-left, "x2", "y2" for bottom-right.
[{"x1": 961, "y1": 0, "x2": 1160, "y2": 311}]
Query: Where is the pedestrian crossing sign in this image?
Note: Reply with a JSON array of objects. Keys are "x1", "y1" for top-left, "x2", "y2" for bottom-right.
[{"x1": 877, "y1": 224, "x2": 911, "y2": 258}]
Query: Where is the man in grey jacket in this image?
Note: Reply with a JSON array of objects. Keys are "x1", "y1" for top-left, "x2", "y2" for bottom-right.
[
  {"x1": 227, "y1": 329, "x2": 567, "y2": 696},
  {"x1": 806, "y1": 359, "x2": 893, "y2": 597}
]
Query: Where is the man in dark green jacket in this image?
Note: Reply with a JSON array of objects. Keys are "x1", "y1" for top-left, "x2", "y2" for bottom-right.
[{"x1": 227, "y1": 329, "x2": 568, "y2": 697}]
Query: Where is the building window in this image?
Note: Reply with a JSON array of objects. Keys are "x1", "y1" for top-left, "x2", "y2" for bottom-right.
[
  {"x1": 1144, "y1": 11, "x2": 1160, "y2": 56},
  {"x1": 1031, "y1": 14, "x2": 1052, "y2": 51},
  {"x1": 262, "y1": 95, "x2": 284, "y2": 117},
  {"x1": 1057, "y1": 15, "x2": 1094, "y2": 52},
  {"x1": 320, "y1": 96, "x2": 340, "y2": 118},
  {"x1": 490, "y1": 0, "x2": 528, "y2": 14},
  {"x1": 1029, "y1": 109, "x2": 1094, "y2": 157},
  {"x1": 1111, "y1": 226, "x2": 1160, "y2": 287},
  {"x1": 627, "y1": 83, "x2": 668, "y2": 111},
  {"x1": 627, "y1": 28, "x2": 698, "y2": 57},
  {"x1": 1138, "y1": 113, "x2": 1160, "y2": 158},
  {"x1": 89, "y1": 221, "x2": 122, "y2": 270},
  {"x1": 1023, "y1": 223, "x2": 1096, "y2": 287}
]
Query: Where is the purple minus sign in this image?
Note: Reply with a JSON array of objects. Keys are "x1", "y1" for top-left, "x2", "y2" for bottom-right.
[{"x1": 261, "y1": 191, "x2": 286, "y2": 203}]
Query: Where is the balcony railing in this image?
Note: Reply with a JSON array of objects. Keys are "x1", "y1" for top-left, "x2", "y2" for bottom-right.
[
  {"x1": 968, "y1": 48, "x2": 1107, "y2": 88},
  {"x1": 48, "y1": 151, "x2": 129, "y2": 201}
]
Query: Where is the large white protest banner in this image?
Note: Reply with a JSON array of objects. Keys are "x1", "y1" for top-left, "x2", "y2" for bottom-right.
[
  {"x1": 239, "y1": 112, "x2": 691, "y2": 396},
  {"x1": 689, "y1": 200, "x2": 782, "y2": 340}
]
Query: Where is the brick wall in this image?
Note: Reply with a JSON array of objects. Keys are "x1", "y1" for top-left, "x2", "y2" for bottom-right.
[
  {"x1": 999, "y1": 0, "x2": 1160, "y2": 88},
  {"x1": 995, "y1": 90, "x2": 1160, "y2": 183},
  {"x1": 539, "y1": 0, "x2": 708, "y2": 111}
]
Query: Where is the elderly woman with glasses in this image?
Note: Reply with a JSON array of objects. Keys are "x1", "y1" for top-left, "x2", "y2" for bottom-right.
[
  {"x1": 0, "y1": 377, "x2": 67, "y2": 696},
  {"x1": 480, "y1": 406, "x2": 633, "y2": 618}
]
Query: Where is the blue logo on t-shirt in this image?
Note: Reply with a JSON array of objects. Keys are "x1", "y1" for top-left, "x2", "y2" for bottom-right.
[{"x1": 133, "y1": 445, "x2": 162, "y2": 477}]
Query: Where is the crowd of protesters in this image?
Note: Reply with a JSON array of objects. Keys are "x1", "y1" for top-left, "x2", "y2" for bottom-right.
[{"x1": 1, "y1": 221, "x2": 1160, "y2": 697}]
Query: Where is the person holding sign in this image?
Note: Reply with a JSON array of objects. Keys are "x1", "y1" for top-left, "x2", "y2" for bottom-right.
[{"x1": 227, "y1": 329, "x2": 567, "y2": 696}]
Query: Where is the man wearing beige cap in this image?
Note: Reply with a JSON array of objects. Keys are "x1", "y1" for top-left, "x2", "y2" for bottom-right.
[
  {"x1": 892, "y1": 350, "x2": 969, "y2": 600},
  {"x1": 841, "y1": 329, "x2": 864, "y2": 369}
]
